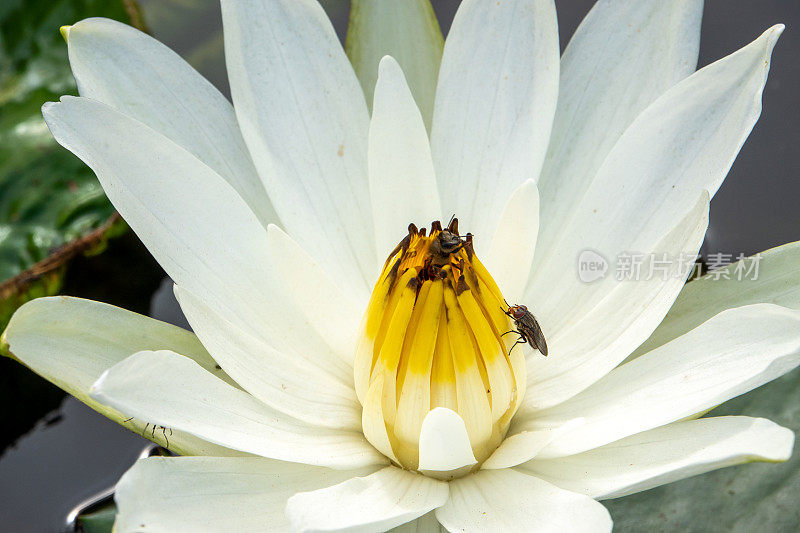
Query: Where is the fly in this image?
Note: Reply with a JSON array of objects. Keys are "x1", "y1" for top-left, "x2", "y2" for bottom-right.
[{"x1": 503, "y1": 301, "x2": 548, "y2": 356}]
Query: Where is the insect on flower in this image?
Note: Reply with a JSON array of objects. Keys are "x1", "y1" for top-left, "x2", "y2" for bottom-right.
[
  {"x1": 426, "y1": 217, "x2": 472, "y2": 268},
  {"x1": 2, "y1": 1, "x2": 795, "y2": 530},
  {"x1": 503, "y1": 302, "x2": 548, "y2": 356},
  {"x1": 124, "y1": 417, "x2": 174, "y2": 449}
]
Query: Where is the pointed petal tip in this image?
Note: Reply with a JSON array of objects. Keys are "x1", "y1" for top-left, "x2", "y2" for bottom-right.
[
  {"x1": 751, "y1": 24, "x2": 784, "y2": 67},
  {"x1": 378, "y1": 54, "x2": 401, "y2": 70},
  {"x1": 40, "y1": 101, "x2": 58, "y2": 117},
  {"x1": 694, "y1": 189, "x2": 711, "y2": 225},
  {"x1": 375, "y1": 55, "x2": 407, "y2": 91},
  {"x1": 42, "y1": 95, "x2": 80, "y2": 118},
  {"x1": 767, "y1": 23, "x2": 786, "y2": 38},
  {"x1": 60, "y1": 25, "x2": 71, "y2": 42},
  {"x1": 514, "y1": 178, "x2": 538, "y2": 197},
  {"x1": 0, "y1": 330, "x2": 11, "y2": 359},
  {"x1": 762, "y1": 24, "x2": 785, "y2": 53},
  {"x1": 482, "y1": 417, "x2": 586, "y2": 470},
  {"x1": 264, "y1": 224, "x2": 288, "y2": 252},
  {"x1": 374, "y1": 55, "x2": 408, "y2": 94},
  {"x1": 264, "y1": 222, "x2": 282, "y2": 238},
  {"x1": 88, "y1": 367, "x2": 112, "y2": 399},
  {"x1": 89, "y1": 350, "x2": 164, "y2": 402}
]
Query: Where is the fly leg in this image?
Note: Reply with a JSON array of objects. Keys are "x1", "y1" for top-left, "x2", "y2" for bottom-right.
[
  {"x1": 160, "y1": 426, "x2": 172, "y2": 449},
  {"x1": 509, "y1": 336, "x2": 527, "y2": 353}
]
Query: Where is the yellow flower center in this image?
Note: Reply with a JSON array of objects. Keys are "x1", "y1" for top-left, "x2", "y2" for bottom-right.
[{"x1": 355, "y1": 219, "x2": 526, "y2": 473}]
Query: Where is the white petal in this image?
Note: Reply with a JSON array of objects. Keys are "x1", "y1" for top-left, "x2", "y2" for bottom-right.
[
  {"x1": 521, "y1": 416, "x2": 794, "y2": 500},
  {"x1": 482, "y1": 418, "x2": 584, "y2": 470},
  {"x1": 65, "y1": 17, "x2": 276, "y2": 226},
  {"x1": 90, "y1": 350, "x2": 387, "y2": 470},
  {"x1": 435, "y1": 469, "x2": 612, "y2": 533},
  {"x1": 418, "y1": 408, "x2": 477, "y2": 475},
  {"x1": 431, "y1": 0, "x2": 559, "y2": 239},
  {"x1": 175, "y1": 279, "x2": 354, "y2": 389},
  {"x1": 174, "y1": 286, "x2": 362, "y2": 431},
  {"x1": 360, "y1": 370, "x2": 401, "y2": 464},
  {"x1": 537, "y1": 0, "x2": 702, "y2": 258},
  {"x1": 520, "y1": 192, "x2": 708, "y2": 411},
  {"x1": 114, "y1": 456, "x2": 375, "y2": 533},
  {"x1": 286, "y1": 466, "x2": 448, "y2": 532},
  {"x1": 388, "y1": 512, "x2": 446, "y2": 533},
  {"x1": 221, "y1": 0, "x2": 374, "y2": 295},
  {"x1": 43, "y1": 96, "x2": 352, "y2": 376},
  {"x1": 527, "y1": 25, "x2": 784, "y2": 335},
  {"x1": 528, "y1": 303, "x2": 800, "y2": 458},
  {"x1": 369, "y1": 56, "x2": 442, "y2": 259},
  {"x1": 1, "y1": 296, "x2": 238, "y2": 456},
  {"x1": 42, "y1": 97, "x2": 275, "y2": 345},
  {"x1": 265, "y1": 225, "x2": 363, "y2": 362},
  {"x1": 483, "y1": 180, "x2": 539, "y2": 298},
  {"x1": 634, "y1": 240, "x2": 800, "y2": 358}
]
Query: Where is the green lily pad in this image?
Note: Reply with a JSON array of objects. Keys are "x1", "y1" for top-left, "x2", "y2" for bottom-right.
[
  {"x1": 76, "y1": 501, "x2": 117, "y2": 533},
  {"x1": 0, "y1": 0, "x2": 137, "y2": 329}
]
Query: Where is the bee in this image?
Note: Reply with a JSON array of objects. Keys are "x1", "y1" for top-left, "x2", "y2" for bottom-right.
[
  {"x1": 430, "y1": 229, "x2": 466, "y2": 256},
  {"x1": 503, "y1": 302, "x2": 548, "y2": 356},
  {"x1": 429, "y1": 216, "x2": 472, "y2": 265}
]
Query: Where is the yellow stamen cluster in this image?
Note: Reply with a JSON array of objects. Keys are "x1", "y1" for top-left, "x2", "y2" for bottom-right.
[{"x1": 355, "y1": 220, "x2": 525, "y2": 473}]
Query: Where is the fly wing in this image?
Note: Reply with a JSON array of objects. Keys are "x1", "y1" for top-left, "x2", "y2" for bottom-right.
[{"x1": 522, "y1": 314, "x2": 548, "y2": 356}]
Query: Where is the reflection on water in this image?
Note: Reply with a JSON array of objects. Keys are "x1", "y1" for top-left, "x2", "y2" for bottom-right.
[{"x1": 0, "y1": 398, "x2": 149, "y2": 532}]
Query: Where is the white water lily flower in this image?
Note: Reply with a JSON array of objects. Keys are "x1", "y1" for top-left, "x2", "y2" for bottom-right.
[{"x1": 3, "y1": 0, "x2": 800, "y2": 531}]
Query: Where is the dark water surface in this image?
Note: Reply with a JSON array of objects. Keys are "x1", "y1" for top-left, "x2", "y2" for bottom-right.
[{"x1": 1, "y1": 1, "x2": 798, "y2": 531}]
